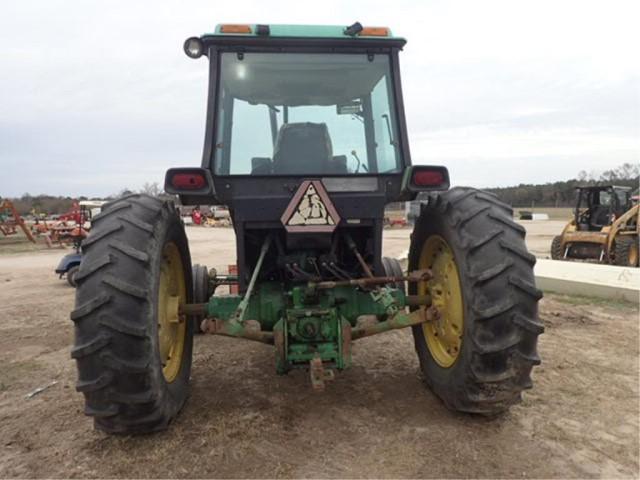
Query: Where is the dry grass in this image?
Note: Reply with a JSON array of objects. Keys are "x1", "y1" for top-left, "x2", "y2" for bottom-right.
[{"x1": 0, "y1": 230, "x2": 52, "y2": 255}]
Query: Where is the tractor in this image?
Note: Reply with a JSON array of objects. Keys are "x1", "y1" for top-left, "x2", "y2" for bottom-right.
[
  {"x1": 71, "y1": 23, "x2": 543, "y2": 434},
  {"x1": 551, "y1": 185, "x2": 639, "y2": 266}
]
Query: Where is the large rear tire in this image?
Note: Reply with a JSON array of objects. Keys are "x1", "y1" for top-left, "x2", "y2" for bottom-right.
[
  {"x1": 409, "y1": 187, "x2": 543, "y2": 415},
  {"x1": 612, "y1": 236, "x2": 639, "y2": 267},
  {"x1": 71, "y1": 194, "x2": 194, "y2": 434}
]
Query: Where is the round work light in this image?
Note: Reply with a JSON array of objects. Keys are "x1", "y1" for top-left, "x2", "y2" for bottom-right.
[{"x1": 183, "y1": 37, "x2": 204, "y2": 59}]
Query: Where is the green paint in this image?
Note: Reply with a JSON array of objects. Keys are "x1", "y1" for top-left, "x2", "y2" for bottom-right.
[
  {"x1": 208, "y1": 283, "x2": 402, "y2": 330},
  {"x1": 207, "y1": 282, "x2": 405, "y2": 373},
  {"x1": 284, "y1": 301, "x2": 343, "y2": 370},
  {"x1": 207, "y1": 282, "x2": 286, "y2": 330}
]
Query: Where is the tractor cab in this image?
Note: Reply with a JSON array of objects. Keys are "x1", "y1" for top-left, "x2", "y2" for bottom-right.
[
  {"x1": 574, "y1": 185, "x2": 631, "y2": 231},
  {"x1": 166, "y1": 23, "x2": 448, "y2": 289}
]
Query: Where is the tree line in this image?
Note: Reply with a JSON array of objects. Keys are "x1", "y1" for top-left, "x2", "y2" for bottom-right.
[
  {"x1": 2, "y1": 182, "x2": 165, "y2": 216},
  {"x1": 3, "y1": 165, "x2": 638, "y2": 215},
  {"x1": 485, "y1": 163, "x2": 639, "y2": 207}
]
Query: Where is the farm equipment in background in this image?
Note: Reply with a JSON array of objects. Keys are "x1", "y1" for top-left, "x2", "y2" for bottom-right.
[
  {"x1": 206, "y1": 205, "x2": 232, "y2": 226},
  {"x1": 71, "y1": 23, "x2": 543, "y2": 435},
  {"x1": 551, "y1": 185, "x2": 639, "y2": 266},
  {"x1": 58, "y1": 201, "x2": 84, "y2": 223},
  {"x1": 0, "y1": 199, "x2": 36, "y2": 243},
  {"x1": 53, "y1": 201, "x2": 105, "y2": 286},
  {"x1": 48, "y1": 200, "x2": 104, "y2": 245},
  {"x1": 383, "y1": 203, "x2": 408, "y2": 227}
]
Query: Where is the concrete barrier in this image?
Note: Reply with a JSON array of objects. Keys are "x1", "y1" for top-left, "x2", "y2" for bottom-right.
[
  {"x1": 534, "y1": 259, "x2": 639, "y2": 303},
  {"x1": 531, "y1": 213, "x2": 550, "y2": 220},
  {"x1": 397, "y1": 252, "x2": 639, "y2": 303}
]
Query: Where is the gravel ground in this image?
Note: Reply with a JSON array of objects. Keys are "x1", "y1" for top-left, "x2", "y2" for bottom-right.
[{"x1": 0, "y1": 225, "x2": 637, "y2": 478}]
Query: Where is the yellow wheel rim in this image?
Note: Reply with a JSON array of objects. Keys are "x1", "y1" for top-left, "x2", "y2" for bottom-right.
[
  {"x1": 158, "y1": 242, "x2": 187, "y2": 383},
  {"x1": 418, "y1": 235, "x2": 464, "y2": 368}
]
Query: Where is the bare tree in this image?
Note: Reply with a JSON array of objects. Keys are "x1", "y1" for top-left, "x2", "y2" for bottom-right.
[{"x1": 140, "y1": 182, "x2": 162, "y2": 197}]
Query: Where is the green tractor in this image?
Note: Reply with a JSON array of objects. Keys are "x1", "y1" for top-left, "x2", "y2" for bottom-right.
[{"x1": 71, "y1": 23, "x2": 543, "y2": 434}]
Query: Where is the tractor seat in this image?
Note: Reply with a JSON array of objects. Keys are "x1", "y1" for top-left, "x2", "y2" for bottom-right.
[
  {"x1": 273, "y1": 122, "x2": 333, "y2": 174},
  {"x1": 589, "y1": 205, "x2": 611, "y2": 230}
]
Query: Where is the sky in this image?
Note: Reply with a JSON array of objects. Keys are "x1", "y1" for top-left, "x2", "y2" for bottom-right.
[{"x1": 0, "y1": 0, "x2": 638, "y2": 197}]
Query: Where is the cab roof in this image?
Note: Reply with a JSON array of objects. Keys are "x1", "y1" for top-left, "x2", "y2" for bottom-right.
[{"x1": 203, "y1": 23, "x2": 406, "y2": 43}]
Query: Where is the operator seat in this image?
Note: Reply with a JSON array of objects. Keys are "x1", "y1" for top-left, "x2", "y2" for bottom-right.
[
  {"x1": 273, "y1": 122, "x2": 333, "y2": 174},
  {"x1": 589, "y1": 205, "x2": 611, "y2": 229}
]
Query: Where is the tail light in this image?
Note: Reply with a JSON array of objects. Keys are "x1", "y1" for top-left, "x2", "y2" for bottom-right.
[
  {"x1": 406, "y1": 166, "x2": 450, "y2": 192},
  {"x1": 164, "y1": 168, "x2": 213, "y2": 195},
  {"x1": 413, "y1": 170, "x2": 445, "y2": 187},
  {"x1": 172, "y1": 173, "x2": 206, "y2": 190}
]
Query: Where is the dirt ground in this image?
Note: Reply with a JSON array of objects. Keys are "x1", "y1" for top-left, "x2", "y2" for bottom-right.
[{"x1": 0, "y1": 225, "x2": 638, "y2": 478}]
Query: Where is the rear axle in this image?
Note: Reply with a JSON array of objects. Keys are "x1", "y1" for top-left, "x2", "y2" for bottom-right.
[{"x1": 184, "y1": 270, "x2": 435, "y2": 387}]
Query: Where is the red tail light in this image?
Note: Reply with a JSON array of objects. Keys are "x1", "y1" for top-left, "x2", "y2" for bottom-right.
[
  {"x1": 171, "y1": 173, "x2": 206, "y2": 190},
  {"x1": 413, "y1": 170, "x2": 445, "y2": 187},
  {"x1": 406, "y1": 166, "x2": 450, "y2": 192},
  {"x1": 164, "y1": 167, "x2": 212, "y2": 195}
]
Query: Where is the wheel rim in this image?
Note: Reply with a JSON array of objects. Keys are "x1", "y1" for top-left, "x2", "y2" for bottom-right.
[
  {"x1": 418, "y1": 235, "x2": 464, "y2": 368},
  {"x1": 158, "y1": 242, "x2": 187, "y2": 383}
]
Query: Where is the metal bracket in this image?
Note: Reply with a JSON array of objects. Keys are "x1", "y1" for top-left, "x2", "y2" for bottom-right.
[
  {"x1": 370, "y1": 286, "x2": 400, "y2": 316},
  {"x1": 309, "y1": 356, "x2": 335, "y2": 392}
]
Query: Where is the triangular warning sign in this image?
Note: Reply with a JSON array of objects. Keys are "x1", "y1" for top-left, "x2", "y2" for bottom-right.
[
  {"x1": 281, "y1": 180, "x2": 341, "y2": 233},
  {"x1": 288, "y1": 183, "x2": 335, "y2": 226}
]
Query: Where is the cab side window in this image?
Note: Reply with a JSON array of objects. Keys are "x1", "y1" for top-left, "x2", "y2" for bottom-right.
[{"x1": 370, "y1": 76, "x2": 400, "y2": 173}]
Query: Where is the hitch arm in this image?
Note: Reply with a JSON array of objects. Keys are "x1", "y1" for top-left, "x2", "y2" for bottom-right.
[
  {"x1": 351, "y1": 306, "x2": 438, "y2": 340},
  {"x1": 230, "y1": 235, "x2": 272, "y2": 324}
]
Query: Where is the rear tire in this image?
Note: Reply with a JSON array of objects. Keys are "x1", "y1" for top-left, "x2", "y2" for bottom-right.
[
  {"x1": 409, "y1": 187, "x2": 543, "y2": 415},
  {"x1": 192, "y1": 264, "x2": 210, "y2": 333},
  {"x1": 71, "y1": 194, "x2": 194, "y2": 434},
  {"x1": 613, "y1": 236, "x2": 639, "y2": 267},
  {"x1": 550, "y1": 235, "x2": 564, "y2": 260},
  {"x1": 381, "y1": 256, "x2": 405, "y2": 292}
]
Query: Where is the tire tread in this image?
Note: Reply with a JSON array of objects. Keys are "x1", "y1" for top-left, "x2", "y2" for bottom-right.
[
  {"x1": 71, "y1": 194, "x2": 192, "y2": 434},
  {"x1": 409, "y1": 187, "x2": 543, "y2": 415}
]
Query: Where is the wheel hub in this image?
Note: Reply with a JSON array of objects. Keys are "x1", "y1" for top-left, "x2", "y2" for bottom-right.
[
  {"x1": 158, "y1": 242, "x2": 187, "y2": 382},
  {"x1": 418, "y1": 235, "x2": 464, "y2": 368}
]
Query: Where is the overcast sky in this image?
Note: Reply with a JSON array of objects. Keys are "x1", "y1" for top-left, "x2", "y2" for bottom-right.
[{"x1": 1, "y1": 0, "x2": 638, "y2": 197}]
